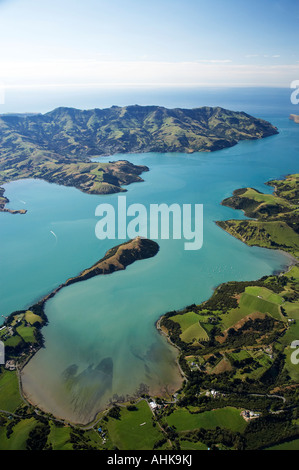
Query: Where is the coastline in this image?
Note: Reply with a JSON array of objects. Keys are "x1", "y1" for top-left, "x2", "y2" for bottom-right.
[
  {"x1": 155, "y1": 316, "x2": 186, "y2": 382},
  {"x1": 10, "y1": 202, "x2": 299, "y2": 426},
  {"x1": 5, "y1": 238, "x2": 161, "y2": 425},
  {"x1": 0, "y1": 186, "x2": 27, "y2": 214},
  {"x1": 216, "y1": 219, "x2": 298, "y2": 270},
  {"x1": 0, "y1": 159, "x2": 149, "y2": 214},
  {"x1": 275, "y1": 249, "x2": 298, "y2": 274},
  {"x1": 17, "y1": 242, "x2": 298, "y2": 427},
  {"x1": 26, "y1": 237, "x2": 160, "y2": 309},
  {"x1": 1, "y1": 148, "x2": 298, "y2": 436},
  {"x1": 155, "y1": 192, "x2": 298, "y2": 406},
  {"x1": 0, "y1": 105, "x2": 278, "y2": 216}
]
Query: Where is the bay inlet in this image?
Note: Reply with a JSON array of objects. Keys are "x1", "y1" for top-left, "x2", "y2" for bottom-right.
[{"x1": 1, "y1": 116, "x2": 298, "y2": 423}]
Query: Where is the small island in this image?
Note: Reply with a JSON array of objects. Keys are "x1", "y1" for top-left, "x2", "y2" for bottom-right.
[
  {"x1": 290, "y1": 114, "x2": 299, "y2": 124},
  {"x1": 0, "y1": 105, "x2": 278, "y2": 212}
]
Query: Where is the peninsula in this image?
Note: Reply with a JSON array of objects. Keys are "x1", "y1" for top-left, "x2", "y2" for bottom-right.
[
  {"x1": 1, "y1": 237, "x2": 159, "y2": 356},
  {"x1": 216, "y1": 174, "x2": 299, "y2": 259},
  {"x1": 157, "y1": 174, "x2": 299, "y2": 451},
  {"x1": 0, "y1": 236, "x2": 161, "y2": 448},
  {"x1": 38, "y1": 236, "x2": 160, "y2": 307},
  {"x1": 1, "y1": 178, "x2": 298, "y2": 450},
  {"x1": 0, "y1": 187, "x2": 27, "y2": 214},
  {"x1": 1, "y1": 237, "x2": 159, "y2": 328},
  {"x1": 0, "y1": 105, "x2": 278, "y2": 212}
]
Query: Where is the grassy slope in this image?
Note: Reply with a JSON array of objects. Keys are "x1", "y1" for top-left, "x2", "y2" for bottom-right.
[
  {"x1": 0, "y1": 105, "x2": 277, "y2": 209},
  {"x1": 106, "y1": 401, "x2": 164, "y2": 450},
  {"x1": 0, "y1": 370, "x2": 22, "y2": 412},
  {"x1": 16, "y1": 324, "x2": 37, "y2": 343},
  {"x1": 217, "y1": 174, "x2": 299, "y2": 258},
  {"x1": 159, "y1": 270, "x2": 299, "y2": 448},
  {"x1": 166, "y1": 407, "x2": 247, "y2": 433},
  {"x1": 171, "y1": 312, "x2": 209, "y2": 343},
  {"x1": 0, "y1": 160, "x2": 148, "y2": 212},
  {"x1": 158, "y1": 175, "x2": 299, "y2": 449},
  {"x1": 0, "y1": 418, "x2": 37, "y2": 450},
  {"x1": 24, "y1": 310, "x2": 42, "y2": 325},
  {"x1": 0, "y1": 105, "x2": 278, "y2": 160},
  {"x1": 47, "y1": 422, "x2": 73, "y2": 450}
]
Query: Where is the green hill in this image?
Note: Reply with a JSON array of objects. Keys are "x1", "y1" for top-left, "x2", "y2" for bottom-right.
[
  {"x1": 0, "y1": 105, "x2": 278, "y2": 160},
  {"x1": 0, "y1": 105, "x2": 278, "y2": 211},
  {"x1": 217, "y1": 174, "x2": 299, "y2": 258}
]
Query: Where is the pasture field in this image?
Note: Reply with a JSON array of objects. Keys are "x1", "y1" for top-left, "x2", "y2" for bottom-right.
[
  {"x1": 241, "y1": 188, "x2": 290, "y2": 209},
  {"x1": 47, "y1": 422, "x2": 73, "y2": 450},
  {"x1": 266, "y1": 438, "x2": 299, "y2": 450},
  {"x1": 25, "y1": 310, "x2": 42, "y2": 325},
  {"x1": 16, "y1": 323, "x2": 37, "y2": 343},
  {"x1": 181, "y1": 323, "x2": 209, "y2": 343},
  {"x1": 244, "y1": 286, "x2": 283, "y2": 305},
  {"x1": 3, "y1": 335, "x2": 22, "y2": 348},
  {"x1": 165, "y1": 407, "x2": 247, "y2": 433},
  {"x1": 227, "y1": 350, "x2": 252, "y2": 362},
  {"x1": 179, "y1": 440, "x2": 208, "y2": 450},
  {"x1": 171, "y1": 312, "x2": 201, "y2": 331},
  {"x1": 283, "y1": 302, "x2": 299, "y2": 319},
  {"x1": 106, "y1": 400, "x2": 164, "y2": 450},
  {"x1": 0, "y1": 417, "x2": 37, "y2": 450},
  {"x1": 0, "y1": 370, "x2": 22, "y2": 412},
  {"x1": 219, "y1": 284, "x2": 285, "y2": 332},
  {"x1": 285, "y1": 265, "x2": 299, "y2": 280},
  {"x1": 171, "y1": 312, "x2": 209, "y2": 343},
  {"x1": 239, "y1": 293, "x2": 282, "y2": 320},
  {"x1": 219, "y1": 307, "x2": 250, "y2": 330},
  {"x1": 280, "y1": 321, "x2": 299, "y2": 346}
]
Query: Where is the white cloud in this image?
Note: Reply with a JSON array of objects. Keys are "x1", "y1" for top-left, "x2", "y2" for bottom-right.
[
  {"x1": 0, "y1": 59, "x2": 297, "y2": 88},
  {"x1": 246, "y1": 54, "x2": 281, "y2": 59},
  {"x1": 264, "y1": 54, "x2": 281, "y2": 59},
  {"x1": 197, "y1": 59, "x2": 233, "y2": 63}
]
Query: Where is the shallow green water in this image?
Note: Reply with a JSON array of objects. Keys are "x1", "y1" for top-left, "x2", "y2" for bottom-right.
[{"x1": 1, "y1": 116, "x2": 298, "y2": 423}]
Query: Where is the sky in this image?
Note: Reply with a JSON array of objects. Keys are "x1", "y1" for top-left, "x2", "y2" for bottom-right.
[{"x1": 0, "y1": 0, "x2": 298, "y2": 90}]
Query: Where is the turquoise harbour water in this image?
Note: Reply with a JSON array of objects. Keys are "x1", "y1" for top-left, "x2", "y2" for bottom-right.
[{"x1": 0, "y1": 88, "x2": 298, "y2": 423}]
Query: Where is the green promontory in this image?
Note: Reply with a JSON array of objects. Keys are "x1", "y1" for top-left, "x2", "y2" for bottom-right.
[
  {"x1": 41, "y1": 236, "x2": 159, "y2": 304},
  {"x1": 216, "y1": 174, "x2": 299, "y2": 259},
  {"x1": 2, "y1": 237, "x2": 159, "y2": 362},
  {"x1": 0, "y1": 105, "x2": 278, "y2": 212},
  {"x1": 0, "y1": 187, "x2": 27, "y2": 214},
  {"x1": 156, "y1": 175, "x2": 299, "y2": 451},
  {"x1": 0, "y1": 105, "x2": 278, "y2": 159}
]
